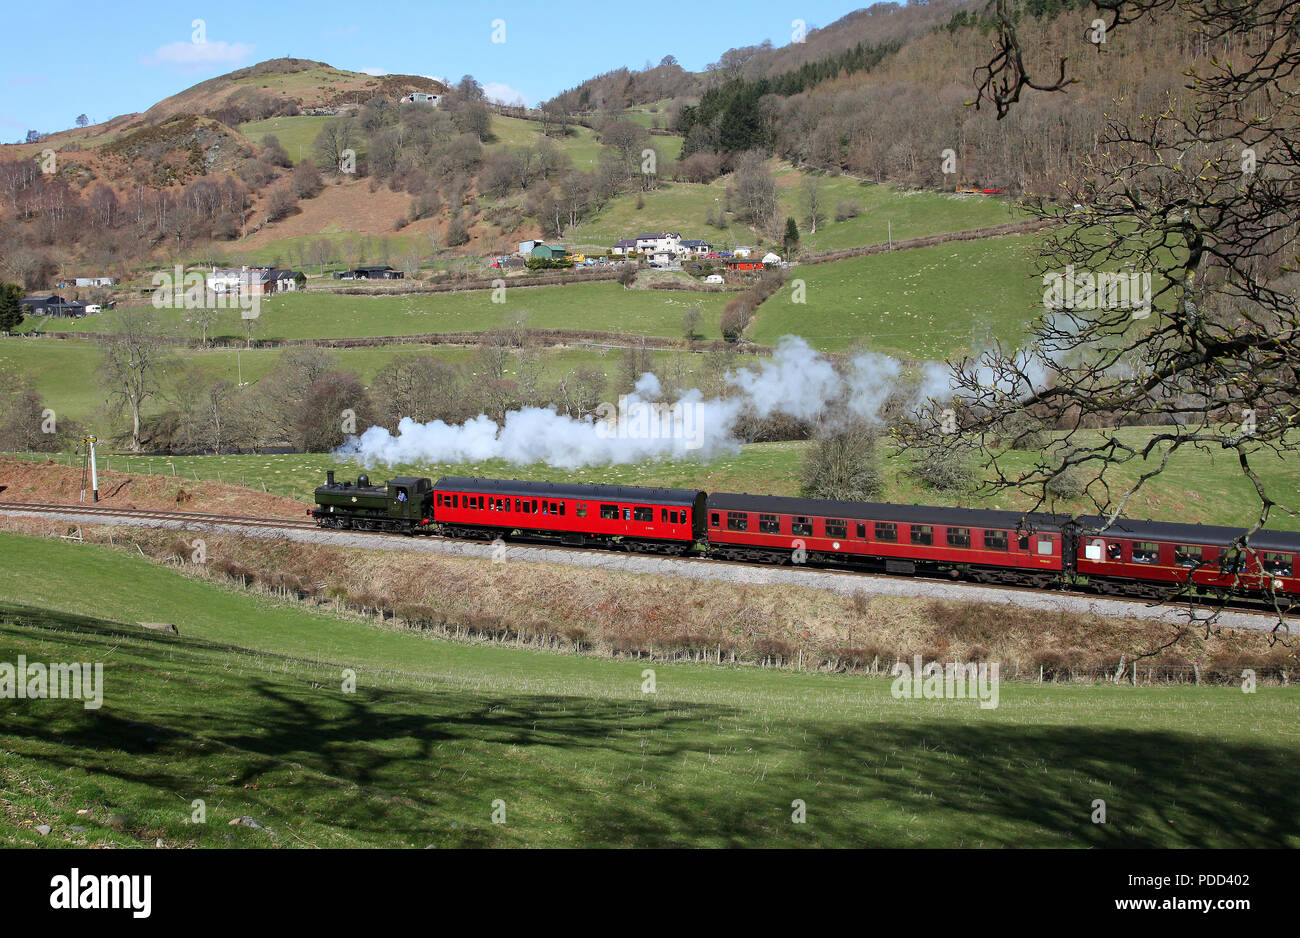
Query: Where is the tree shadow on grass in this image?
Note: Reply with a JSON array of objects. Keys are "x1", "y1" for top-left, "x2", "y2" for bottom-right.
[{"x1": 3, "y1": 602, "x2": 1297, "y2": 848}]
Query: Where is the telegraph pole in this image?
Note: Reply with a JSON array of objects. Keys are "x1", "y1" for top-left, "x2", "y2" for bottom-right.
[{"x1": 80, "y1": 435, "x2": 99, "y2": 503}]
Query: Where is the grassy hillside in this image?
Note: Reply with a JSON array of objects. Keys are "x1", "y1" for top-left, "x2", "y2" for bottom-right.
[
  {"x1": 35, "y1": 282, "x2": 727, "y2": 342},
  {"x1": 749, "y1": 233, "x2": 1045, "y2": 358},
  {"x1": 564, "y1": 169, "x2": 1023, "y2": 256},
  {"x1": 1, "y1": 531, "x2": 1295, "y2": 848},
  {"x1": 238, "y1": 115, "x2": 335, "y2": 164}
]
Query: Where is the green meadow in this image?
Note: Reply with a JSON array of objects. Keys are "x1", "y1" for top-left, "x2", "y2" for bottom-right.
[
  {"x1": 564, "y1": 170, "x2": 1023, "y2": 256},
  {"x1": 749, "y1": 233, "x2": 1046, "y2": 358},
  {"x1": 0, "y1": 337, "x2": 715, "y2": 428},
  {"x1": 27, "y1": 282, "x2": 728, "y2": 343},
  {"x1": 1, "y1": 532, "x2": 1295, "y2": 848}
]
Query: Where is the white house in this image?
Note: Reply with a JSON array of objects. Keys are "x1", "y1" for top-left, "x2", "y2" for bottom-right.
[
  {"x1": 518, "y1": 239, "x2": 546, "y2": 256},
  {"x1": 207, "y1": 267, "x2": 247, "y2": 294},
  {"x1": 644, "y1": 249, "x2": 680, "y2": 267},
  {"x1": 75, "y1": 276, "x2": 119, "y2": 287},
  {"x1": 634, "y1": 232, "x2": 687, "y2": 256},
  {"x1": 733, "y1": 246, "x2": 753, "y2": 258},
  {"x1": 207, "y1": 266, "x2": 303, "y2": 295},
  {"x1": 680, "y1": 239, "x2": 712, "y2": 256},
  {"x1": 401, "y1": 92, "x2": 441, "y2": 106}
]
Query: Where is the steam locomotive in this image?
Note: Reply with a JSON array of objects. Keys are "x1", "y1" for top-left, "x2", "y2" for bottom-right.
[{"x1": 310, "y1": 470, "x2": 1300, "y2": 602}]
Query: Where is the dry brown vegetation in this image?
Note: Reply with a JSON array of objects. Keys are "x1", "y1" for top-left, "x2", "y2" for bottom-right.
[
  {"x1": 0, "y1": 455, "x2": 304, "y2": 518},
  {"x1": 3, "y1": 514, "x2": 1292, "y2": 685}
]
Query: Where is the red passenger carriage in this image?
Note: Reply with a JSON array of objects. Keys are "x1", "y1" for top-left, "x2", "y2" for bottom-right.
[
  {"x1": 433, "y1": 477, "x2": 706, "y2": 554},
  {"x1": 705, "y1": 493, "x2": 1069, "y2": 587}
]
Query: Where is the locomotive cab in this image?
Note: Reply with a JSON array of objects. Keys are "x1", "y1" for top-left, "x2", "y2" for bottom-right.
[{"x1": 387, "y1": 477, "x2": 433, "y2": 523}]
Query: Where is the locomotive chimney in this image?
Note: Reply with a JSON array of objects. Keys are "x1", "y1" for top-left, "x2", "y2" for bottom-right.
[{"x1": 327, "y1": 470, "x2": 335, "y2": 486}]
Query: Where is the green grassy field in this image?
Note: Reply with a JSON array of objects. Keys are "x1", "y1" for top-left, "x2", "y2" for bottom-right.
[
  {"x1": 1, "y1": 531, "x2": 1295, "y2": 848},
  {"x1": 487, "y1": 115, "x2": 612, "y2": 169},
  {"x1": 564, "y1": 168, "x2": 1023, "y2": 255},
  {"x1": 12, "y1": 427, "x2": 1296, "y2": 532},
  {"x1": 33, "y1": 282, "x2": 727, "y2": 343},
  {"x1": 0, "y1": 337, "x2": 713, "y2": 427},
  {"x1": 237, "y1": 115, "x2": 335, "y2": 163},
  {"x1": 749, "y1": 233, "x2": 1045, "y2": 357}
]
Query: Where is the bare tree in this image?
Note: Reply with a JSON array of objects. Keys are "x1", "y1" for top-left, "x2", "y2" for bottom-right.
[
  {"x1": 97, "y1": 306, "x2": 173, "y2": 451},
  {"x1": 802, "y1": 175, "x2": 825, "y2": 236},
  {"x1": 802, "y1": 421, "x2": 884, "y2": 501},
  {"x1": 910, "y1": 0, "x2": 1300, "y2": 626},
  {"x1": 314, "y1": 118, "x2": 360, "y2": 174},
  {"x1": 729, "y1": 151, "x2": 778, "y2": 233}
]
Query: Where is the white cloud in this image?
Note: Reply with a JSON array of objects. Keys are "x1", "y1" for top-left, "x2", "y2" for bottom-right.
[
  {"x1": 141, "y1": 40, "x2": 255, "y2": 71},
  {"x1": 359, "y1": 66, "x2": 388, "y2": 76},
  {"x1": 482, "y1": 82, "x2": 529, "y2": 107}
]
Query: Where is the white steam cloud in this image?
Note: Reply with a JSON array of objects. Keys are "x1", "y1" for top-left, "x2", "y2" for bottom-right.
[{"x1": 338, "y1": 336, "x2": 956, "y2": 470}]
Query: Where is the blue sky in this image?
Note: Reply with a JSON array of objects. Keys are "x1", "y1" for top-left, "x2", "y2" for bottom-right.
[{"x1": 2, "y1": 0, "x2": 867, "y2": 141}]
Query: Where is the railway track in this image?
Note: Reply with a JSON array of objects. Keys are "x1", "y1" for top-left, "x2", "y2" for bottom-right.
[
  {"x1": 0, "y1": 502, "x2": 319, "y2": 532},
  {"x1": 0, "y1": 500, "x2": 1292, "y2": 631}
]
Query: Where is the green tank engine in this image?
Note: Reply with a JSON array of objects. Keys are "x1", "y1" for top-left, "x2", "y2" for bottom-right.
[{"x1": 309, "y1": 470, "x2": 434, "y2": 533}]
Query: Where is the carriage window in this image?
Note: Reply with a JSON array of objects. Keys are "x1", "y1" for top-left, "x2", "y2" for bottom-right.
[
  {"x1": 825, "y1": 519, "x2": 847, "y2": 539},
  {"x1": 661, "y1": 509, "x2": 668, "y2": 523},
  {"x1": 1037, "y1": 535, "x2": 1055, "y2": 555},
  {"x1": 576, "y1": 503, "x2": 587, "y2": 518},
  {"x1": 634, "y1": 506, "x2": 653, "y2": 523},
  {"x1": 983, "y1": 530, "x2": 1009, "y2": 551},
  {"x1": 600, "y1": 504, "x2": 619, "y2": 520},
  {"x1": 1018, "y1": 534, "x2": 1030, "y2": 551},
  {"x1": 559, "y1": 502, "x2": 566, "y2": 516},
  {"x1": 452, "y1": 494, "x2": 459, "y2": 508},
  {"x1": 727, "y1": 512, "x2": 748, "y2": 531},
  {"x1": 759, "y1": 514, "x2": 781, "y2": 534},
  {"x1": 792, "y1": 516, "x2": 812, "y2": 536},
  {"x1": 1263, "y1": 553, "x2": 1293, "y2": 577},
  {"x1": 857, "y1": 523, "x2": 867, "y2": 538},
  {"x1": 436, "y1": 493, "x2": 443, "y2": 506},
  {"x1": 623, "y1": 508, "x2": 632, "y2": 521},
  {"x1": 947, "y1": 527, "x2": 971, "y2": 548},
  {"x1": 1174, "y1": 545, "x2": 1205, "y2": 567},
  {"x1": 542, "y1": 502, "x2": 550, "y2": 514},
  {"x1": 711, "y1": 512, "x2": 720, "y2": 527},
  {"x1": 1132, "y1": 542, "x2": 1159, "y2": 564},
  {"x1": 911, "y1": 525, "x2": 933, "y2": 546},
  {"x1": 874, "y1": 522, "x2": 898, "y2": 542},
  {"x1": 1107, "y1": 542, "x2": 1122, "y2": 561}
]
